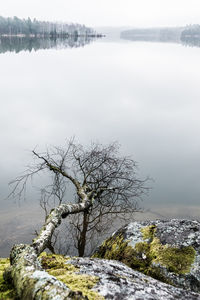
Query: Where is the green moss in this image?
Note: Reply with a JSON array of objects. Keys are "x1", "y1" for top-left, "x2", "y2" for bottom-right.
[
  {"x1": 40, "y1": 253, "x2": 104, "y2": 300},
  {"x1": 0, "y1": 258, "x2": 17, "y2": 299},
  {"x1": 93, "y1": 235, "x2": 130, "y2": 261},
  {"x1": 39, "y1": 252, "x2": 72, "y2": 269},
  {"x1": 141, "y1": 225, "x2": 156, "y2": 241},
  {"x1": 149, "y1": 236, "x2": 196, "y2": 274},
  {"x1": 93, "y1": 226, "x2": 196, "y2": 284}
]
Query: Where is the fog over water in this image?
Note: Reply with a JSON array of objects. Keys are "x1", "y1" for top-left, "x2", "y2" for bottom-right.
[{"x1": 0, "y1": 36, "x2": 200, "y2": 256}]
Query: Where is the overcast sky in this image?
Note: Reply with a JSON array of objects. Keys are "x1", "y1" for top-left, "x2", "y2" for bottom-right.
[{"x1": 1, "y1": 0, "x2": 200, "y2": 27}]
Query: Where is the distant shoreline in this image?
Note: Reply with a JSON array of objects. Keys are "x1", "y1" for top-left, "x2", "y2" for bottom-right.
[{"x1": 120, "y1": 25, "x2": 200, "y2": 44}]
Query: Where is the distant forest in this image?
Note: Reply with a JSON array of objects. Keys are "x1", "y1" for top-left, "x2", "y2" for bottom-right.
[
  {"x1": 0, "y1": 16, "x2": 95, "y2": 37},
  {"x1": 120, "y1": 27, "x2": 183, "y2": 43},
  {"x1": 181, "y1": 25, "x2": 200, "y2": 47},
  {"x1": 121, "y1": 25, "x2": 200, "y2": 47},
  {"x1": 181, "y1": 25, "x2": 200, "y2": 37}
]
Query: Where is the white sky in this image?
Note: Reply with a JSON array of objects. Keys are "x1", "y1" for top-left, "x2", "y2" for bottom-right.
[{"x1": 0, "y1": 0, "x2": 200, "y2": 27}]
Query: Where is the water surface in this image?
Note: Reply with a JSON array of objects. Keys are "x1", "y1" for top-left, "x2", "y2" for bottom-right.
[{"x1": 0, "y1": 36, "x2": 200, "y2": 256}]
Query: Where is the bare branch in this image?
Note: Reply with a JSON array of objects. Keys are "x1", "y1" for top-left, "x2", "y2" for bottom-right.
[{"x1": 9, "y1": 139, "x2": 149, "y2": 257}]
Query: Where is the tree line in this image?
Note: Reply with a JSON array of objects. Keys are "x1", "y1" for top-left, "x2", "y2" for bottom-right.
[
  {"x1": 121, "y1": 25, "x2": 200, "y2": 47},
  {"x1": 0, "y1": 16, "x2": 95, "y2": 37},
  {"x1": 181, "y1": 24, "x2": 200, "y2": 37},
  {"x1": 180, "y1": 25, "x2": 200, "y2": 47},
  {"x1": 120, "y1": 27, "x2": 183, "y2": 43}
]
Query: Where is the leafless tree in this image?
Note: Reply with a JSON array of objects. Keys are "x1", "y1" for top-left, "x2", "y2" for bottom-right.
[
  {"x1": 6, "y1": 140, "x2": 149, "y2": 299},
  {"x1": 10, "y1": 139, "x2": 148, "y2": 257}
]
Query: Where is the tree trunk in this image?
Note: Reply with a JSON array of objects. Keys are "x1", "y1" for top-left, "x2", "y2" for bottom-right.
[
  {"x1": 78, "y1": 211, "x2": 89, "y2": 257},
  {"x1": 6, "y1": 201, "x2": 92, "y2": 300}
]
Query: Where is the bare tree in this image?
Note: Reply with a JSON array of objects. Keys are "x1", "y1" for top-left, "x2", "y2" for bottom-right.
[
  {"x1": 5, "y1": 140, "x2": 149, "y2": 299},
  {"x1": 10, "y1": 140, "x2": 148, "y2": 257}
]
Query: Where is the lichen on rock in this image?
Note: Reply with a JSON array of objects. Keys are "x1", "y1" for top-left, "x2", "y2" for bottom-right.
[
  {"x1": 2, "y1": 219, "x2": 200, "y2": 299},
  {"x1": 93, "y1": 219, "x2": 200, "y2": 292},
  {"x1": 2, "y1": 254, "x2": 200, "y2": 300},
  {"x1": 40, "y1": 253, "x2": 104, "y2": 300},
  {"x1": 63, "y1": 256, "x2": 200, "y2": 300},
  {"x1": 141, "y1": 224, "x2": 196, "y2": 275}
]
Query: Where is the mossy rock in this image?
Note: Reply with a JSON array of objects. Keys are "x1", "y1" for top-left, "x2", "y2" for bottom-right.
[
  {"x1": 1, "y1": 250, "x2": 200, "y2": 299},
  {"x1": 0, "y1": 253, "x2": 104, "y2": 300},
  {"x1": 0, "y1": 258, "x2": 17, "y2": 299},
  {"x1": 93, "y1": 219, "x2": 200, "y2": 292},
  {"x1": 39, "y1": 253, "x2": 104, "y2": 300}
]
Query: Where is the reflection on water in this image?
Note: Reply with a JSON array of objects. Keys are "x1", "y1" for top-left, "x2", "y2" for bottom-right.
[
  {"x1": 180, "y1": 36, "x2": 200, "y2": 48},
  {"x1": 0, "y1": 36, "x2": 95, "y2": 53}
]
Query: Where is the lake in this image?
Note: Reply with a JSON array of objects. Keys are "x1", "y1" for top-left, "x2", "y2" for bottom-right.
[{"x1": 0, "y1": 36, "x2": 200, "y2": 256}]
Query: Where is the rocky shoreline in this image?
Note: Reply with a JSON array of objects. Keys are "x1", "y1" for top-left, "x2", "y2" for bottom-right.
[{"x1": 1, "y1": 219, "x2": 200, "y2": 299}]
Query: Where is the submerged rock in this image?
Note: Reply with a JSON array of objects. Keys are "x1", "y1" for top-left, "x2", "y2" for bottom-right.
[
  {"x1": 93, "y1": 219, "x2": 200, "y2": 293},
  {"x1": 40, "y1": 254, "x2": 200, "y2": 299}
]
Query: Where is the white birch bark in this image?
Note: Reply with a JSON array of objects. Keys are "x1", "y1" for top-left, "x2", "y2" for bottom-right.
[{"x1": 7, "y1": 200, "x2": 92, "y2": 299}]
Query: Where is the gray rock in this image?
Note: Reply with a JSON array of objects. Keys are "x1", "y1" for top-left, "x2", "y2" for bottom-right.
[
  {"x1": 93, "y1": 219, "x2": 200, "y2": 293},
  {"x1": 67, "y1": 257, "x2": 200, "y2": 300}
]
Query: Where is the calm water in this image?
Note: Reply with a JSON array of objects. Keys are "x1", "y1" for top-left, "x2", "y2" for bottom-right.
[{"x1": 0, "y1": 36, "x2": 200, "y2": 256}]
